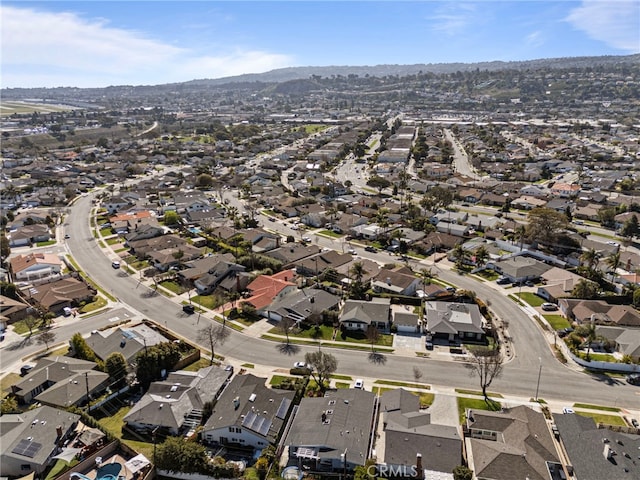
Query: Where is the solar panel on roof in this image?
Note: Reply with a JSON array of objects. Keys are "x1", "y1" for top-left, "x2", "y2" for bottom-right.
[
  {"x1": 242, "y1": 411, "x2": 272, "y2": 436},
  {"x1": 275, "y1": 398, "x2": 291, "y2": 419},
  {"x1": 121, "y1": 330, "x2": 136, "y2": 339},
  {"x1": 12, "y1": 439, "x2": 43, "y2": 458}
]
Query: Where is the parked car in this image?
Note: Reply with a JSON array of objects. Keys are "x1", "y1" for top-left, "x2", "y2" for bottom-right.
[
  {"x1": 111, "y1": 260, "x2": 121, "y2": 269},
  {"x1": 627, "y1": 374, "x2": 640, "y2": 386},
  {"x1": 182, "y1": 304, "x2": 195, "y2": 314},
  {"x1": 348, "y1": 248, "x2": 357, "y2": 255},
  {"x1": 496, "y1": 276, "x2": 511, "y2": 285},
  {"x1": 293, "y1": 361, "x2": 312, "y2": 371},
  {"x1": 541, "y1": 303, "x2": 558, "y2": 311},
  {"x1": 301, "y1": 236, "x2": 312, "y2": 243},
  {"x1": 631, "y1": 418, "x2": 639, "y2": 428},
  {"x1": 353, "y1": 379, "x2": 364, "y2": 390},
  {"x1": 562, "y1": 407, "x2": 575, "y2": 414},
  {"x1": 425, "y1": 341, "x2": 434, "y2": 350},
  {"x1": 364, "y1": 246, "x2": 377, "y2": 253},
  {"x1": 20, "y1": 365, "x2": 33, "y2": 376}
]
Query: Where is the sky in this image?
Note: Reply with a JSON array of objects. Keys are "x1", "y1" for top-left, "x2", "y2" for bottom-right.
[{"x1": 2, "y1": 1, "x2": 639, "y2": 89}]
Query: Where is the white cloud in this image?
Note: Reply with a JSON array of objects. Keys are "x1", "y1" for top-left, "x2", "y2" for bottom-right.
[
  {"x1": 0, "y1": 5, "x2": 294, "y2": 87},
  {"x1": 428, "y1": 3, "x2": 479, "y2": 36},
  {"x1": 525, "y1": 30, "x2": 544, "y2": 48},
  {"x1": 566, "y1": 0, "x2": 640, "y2": 52}
]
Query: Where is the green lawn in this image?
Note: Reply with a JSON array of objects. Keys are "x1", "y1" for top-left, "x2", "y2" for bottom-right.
[
  {"x1": 335, "y1": 330, "x2": 394, "y2": 347},
  {"x1": 375, "y1": 380, "x2": 431, "y2": 390},
  {"x1": 335, "y1": 382, "x2": 351, "y2": 389},
  {"x1": 455, "y1": 389, "x2": 503, "y2": 398},
  {"x1": 318, "y1": 230, "x2": 344, "y2": 238},
  {"x1": 545, "y1": 315, "x2": 571, "y2": 330},
  {"x1": 516, "y1": 292, "x2": 545, "y2": 307},
  {"x1": 573, "y1": 403, "x2": 620, "y2": 412},
  {"x1": 105, "y1": 237, "x2": 123, "y2": 245},
  {"x1": 330, "y1": 374, "x2": 353, "y2": 381},
  {"x1": 575, "y1": 411, "x2": 626, "y2": 426},
  {"x1": 270, "y1": 324, "x2": 335, "y2": 341},
  {"x1": 476, "y1": 269, "x2": 499, "y2": 281},
  {"x1": 45, "y1": 458, "x2": 79, "y2": 480},
  {"x1": 578, "y1": 352, "x2": 617, "y2": 362},
  {"x1": 182, "y1": 358, "x2": 212, "y2": 372},
  {"x1": 457, "y1": 397, "x2": 502, "y2": 424},
  {"x1": 36, "y1": 240, "x2": 56, "y2": 247},
  {"x1": 416, "y1": 392, "x2": 435, "y2": 407},
  {"x1": 191, "y1": 294, "x2": 225, "y2": 309},
  {"x1": 79, "y1": 296, "x2": 108, "y2": 313},
  {"x1": 269, "y1": 375, "x2": 295, "y2": 387},
  {"x1": 159, "y1": 280, "x2": 187, "y2": 295}
]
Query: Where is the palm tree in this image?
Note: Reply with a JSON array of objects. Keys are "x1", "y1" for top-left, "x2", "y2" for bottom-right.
[
  {"x1": 474, "y1": 246, "x2": 489, "y2": 267},
  {"x1": 452, "y1": 244, "x2": 469, "y2": 270},
  {"x1": 580, "y1": 248, "x2": 601, "y2": 272},
  {"x1": 375, "y1": 208, "x2": 390, "y2": 241},
  {"x1": 605, "y1": 251, "x2": 621, "y2": 283}
]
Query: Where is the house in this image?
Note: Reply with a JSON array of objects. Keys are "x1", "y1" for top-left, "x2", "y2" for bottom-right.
[
  {"x1": 284, "y1": 389, "x2": 376, "y2": 473},
  {"x1": 8, "y1": 224, "x2": 51, "y2": 247},
  {"x1": 339, "y1": 298, "x2": 391, "y2": 331},
  {"x1": 391, "y1": 307, "x2": 421, "y2": 334},
  {"x1": 11, "y1": 356, "x2": 109, "y2": 408},
  {"x1": 537, "y1": 267, "x2": 585, "y2": 302},
  {"x1": 104, "y1": 195, "x2": 133, "y2": 214},
  {"x1": 124, "y1": 365, "x2": 232, "y2": 436},
  {"x1": 511, "y1": 195, "x2": 548, "y2": 210},
  {"x1": 148, "y1": 244, "x2": 203, "y2": 272},
  {"x1": 265, "y1": 244, "x2": 321, "y2": 267},
  {"x1": 201, "y1": 374, "x2": 295, "y2": 452},
  {"x1": 435, "y1": 222, "x2": 470, "y2": 237},
  {"x1": 22, "y1": 277, "x2": 96, "y2": 316},
  {"x1": 10, "y1": 253, "x2": 62, "y2": 282},
  {"x1": 295, "y1": 251, "x2": 353, "y2": 277},
  {"x1": 487, "y1": 256, "x2": 552, "y2": 283},
  {"x1": 123, "y1": 223, "x2": 165, "y2": 243},
  {"x1": 0, "y1": 294, "x2": 30, "y2": 324},
  {"x1": 371, "y1": 266, "x2": 421, "y2": 296},
  {"x1": 264, "y1": 288, "x2": 340, "y2": 325},
  {"x1": 553, "y1": 412, "x2": 640, "y2": 480},
  {"x1": 559, "y1": 299, "x2": 640, "y2": 327},
  {"x1": 193, "y1": 261, "x2": 248, "y2": 295},
  {"x1": 0, "y1": 405, "x2": 80, "y2": 477},
  {"x1": 84, "y1": 323, "x2": 172, "y2": 364},
  {"x1": 550, "y1": 182, "x2": 581, "y2": 198},
  {"x1": 127, "y1": 234, "x2": 191, "y2": 258},
  {"x1": 424, "y1": 301, "x2": 485, "y2": 342},
  {"x1": 176, "y1": 253, "x2": 236, "y2": 283},
  {"x1": 595, "y1": 326, "x2": 640, "y2": 362},
  {"x1": 465, "y1": 405, "x2": 561, "y2": 480},
  {"x1": 241, "y1": 270, "x2": 297, "y2": 313},
  {"x1": 379, "y1": 389, "x2": 461, "y2": 477}
]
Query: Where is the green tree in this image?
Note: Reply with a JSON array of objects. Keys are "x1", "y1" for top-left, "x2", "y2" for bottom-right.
[
  {"x1": 525, "y1": 207, "x2": 568, "y2": 245},
  {"x1": 474, "y1": 245, "x2": 489, "y2": 267},
  {"x1": 605, "y1": 251, "x2": 621, "y2": 282},
  {"x1": 367, "y1": 175, "x2": 391, "y2": 194},
  {"x1": 135, "y1": 342, "x2": 182, "y2": 388},
  {"x1": 453, "y1": 465, "x2": 474, "y2": 480},
  {"x1": 633, "y1": 288, "x2": 640, "y2": 307},
  {"x1": 195, "y1": 173, "x2": 214, "y2": 188},
  {"x1": 580, "y1": 248, "x2": 601, "y2": 272},
  {"x1": 155, "y1": 437, "x2": 209, "y2": 474},
  {"x1": 366, "y1": 324, "x2": 380, "y2": 353},
  {"x1": 163, "y1": 210, "x2": 181, "y2": 226},
  {"x1": 1, "y1": 396, "x2": 19, "y2": 414},
  {"x1": 620, "y1": 214, "x2": 639, "y2": 240},
  {"x1": 420, "y1": 186, "x2": 453, "y2": 212},
  {"x1": 70, "y1": 332, "x2": 97, "y2": 361},
  {"x1": 0, "y1": 234, "x2": 10, "y2": 260},
  {"x1": 105, "y1": 352, "x2": 128, "y2": 387},
  {"x1": 304, "y1": 351, "x2": 338, "y2": 394},
  {"x1": 452, "y1": 244, "x2": 470, "y2": 270},
  {"x1": 571, "y1": 279, "x2": 599, "y2": 299},
  {"x1": 348, "y1": 261, "x2": 368, "y2": 299}
]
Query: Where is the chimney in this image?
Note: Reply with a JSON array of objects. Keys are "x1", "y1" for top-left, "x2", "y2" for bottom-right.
[
  {"x1": 415, "y1": 453, "x2": 424, "y2": 480},
  {"x1": 56, "y1": 425, "x2": 63, "y2": 438}
]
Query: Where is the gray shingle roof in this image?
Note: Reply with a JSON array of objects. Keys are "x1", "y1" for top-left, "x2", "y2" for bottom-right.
[
  {"x1": 284, "y1": 389, "x2": 376, "y2": 468},
  {"x1": 554, "y1": 413, "x2": 640, "y2": 480}
]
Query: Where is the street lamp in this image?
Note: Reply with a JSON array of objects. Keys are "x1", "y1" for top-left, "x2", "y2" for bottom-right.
[{"x1": 534, "y1": 357, "x2": 542, "y2": 401}]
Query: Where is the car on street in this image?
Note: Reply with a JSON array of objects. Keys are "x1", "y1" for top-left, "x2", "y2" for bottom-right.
[
  {"x1": 302, "y1": 236, "x2": 312, "y2": 243},
  {"x1": 182, "y1": 304, "x2": 195, "y2": 314},
  {"x1": 627, "y1": 373, "x2": 640, "y2": 385},
  {"x1": 353, "y1": 379, "x2": 364, "y2": 389},
  {"x1": 541, "y1": 303, "x2": 558, "y2": 311},
  {"x1": 631, "y1": 418, "x2": 639, "y2": 428},
  {"x1": 562, "y1": 407, "x2": 575, "y2": 414},
  {"x1": 364, "y1": 246, "x2": 377, "y2": 253},
  {"x1": 111, "y1": 260, "x2": 121, "y2": 269},
  {"x1": 425, "y1": 341, "x2": 434, "y2": 350},
  {"x1": 293, "y1": 361, "x2": 312, "y2": 371},
  {"x1": 348, "y1": 248, "x2": 357, "y2": 255},
  {"x1": 64, "y1": 234, "x2": 70, "y2": 239}
]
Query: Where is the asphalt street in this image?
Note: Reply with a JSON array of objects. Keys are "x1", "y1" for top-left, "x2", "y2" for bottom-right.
[{"x1": 37, "y1": 192, "x2": 640, "y2": 410}]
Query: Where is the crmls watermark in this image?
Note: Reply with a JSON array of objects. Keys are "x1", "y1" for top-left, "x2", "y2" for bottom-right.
[{"x1": 367, "y1": 465, "x2": 420, "y2": 478}]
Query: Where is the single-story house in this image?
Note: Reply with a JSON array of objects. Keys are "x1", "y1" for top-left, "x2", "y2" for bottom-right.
[
  {"x1": 371, "y1": 266, "x2": 421, "y2": 296},
  {"x1": 339, "y1": 298, "x2": 391, "y2": 331},
  {"x1": 487, "y1": 256, "x2": 552, "y2": 283},
  {"x1": 424, "y1": 301, "x2": 485, "y2": 342},
  {"x1": 10, "y1": 253, "x2": 62, "y2": 282}
]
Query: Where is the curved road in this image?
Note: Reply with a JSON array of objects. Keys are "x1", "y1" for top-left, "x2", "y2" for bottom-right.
[{"x1": 64, "y1": 194, "x2": 639, "y2": 409}]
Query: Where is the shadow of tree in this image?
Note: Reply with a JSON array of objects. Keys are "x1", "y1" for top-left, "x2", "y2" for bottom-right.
[
  {"x1": 277, "y1": 343, "x2": 300, "y2": 355},
  {"x1": 140, "y1": 289, "x2": 159, "y2": 298},
  {"x1": 6, "y1": 336, "x2": 34, "y2": 351},
  {"x1": 368, "y1": 352, "x2": 386, "y2": 364},
  {"x1": 586, "y1": 371, "x2": 625, "y2": 386}
]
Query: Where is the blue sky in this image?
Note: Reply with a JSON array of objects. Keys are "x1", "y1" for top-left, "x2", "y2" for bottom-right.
[{"x1": 2, "y1": 1, "x2": 638, "y2": 88}]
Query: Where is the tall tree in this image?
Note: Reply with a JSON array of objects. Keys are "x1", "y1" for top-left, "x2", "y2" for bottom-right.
[
  {"x1": 605, "y1": 251, "x2": 621, "y2": 282},
  {"x1": 466, "y1": 346, "x2": 504, "y2": 402},
  {"x1": 572, "y1": 279, "x2": 599, "y2": 299},
  {"x1": 197, "y1": 324, "x2": 230, "y2": 365},
  {"x1": 366, "y1": 325, "x2": 379, "y2": 353},
  {"x1": 304, "y1": 351, "x2": 338, "y2": 394},
  {"x1": 474, "y1": 246, "x2": 489, "y2": 267},
  {"x1": 525, "y1": 207, "x2": 568, "y2": 246},
  {"x1": 105, "y1": 352, "x2": 128, "y2": 387},
  {"x1": 580, "y1": 248, "x2": 601, "y2": 271}
]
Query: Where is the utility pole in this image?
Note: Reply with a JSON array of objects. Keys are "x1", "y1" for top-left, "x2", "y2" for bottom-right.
[
  {"x1": 534, "y1": 357, "x2": 542, "y2": 401},
  {"x1": 84, "y1": 371, "x2": 90, "y2": 408}
]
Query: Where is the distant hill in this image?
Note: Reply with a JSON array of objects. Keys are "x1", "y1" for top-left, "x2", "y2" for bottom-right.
[{"x1": 182, "y1": 54, "x2": 640, "y2": 87}]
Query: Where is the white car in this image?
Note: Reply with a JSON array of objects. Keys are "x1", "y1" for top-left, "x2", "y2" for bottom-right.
[
  {"x1": 348, "y1": 248, "x2": 357, "y2": 255},
  {"x1": 353, "y1": 379, "x2": 364, "y2": 389},
  {"x1": 541, "y1": 303, "x2": 558, "y2": 311},
  {"x1": 562, "y1": 407, "x2": 575, "y2": 414},
  {"x1": 293, "y1": 362, "x2": 311, "y2": 371},
  {"x1": 111, "y1": 261, "x2": 121, "y2": 269}
]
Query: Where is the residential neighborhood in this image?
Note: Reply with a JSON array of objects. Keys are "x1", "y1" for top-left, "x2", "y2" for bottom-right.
[{"x1": 1, "y1": 55, "x2": 640, "y2": 480}]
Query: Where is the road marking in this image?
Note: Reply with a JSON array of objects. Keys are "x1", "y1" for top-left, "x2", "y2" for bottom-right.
[{"x1": 108, "y1": 316, "x2": 120, "y2": 322}]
